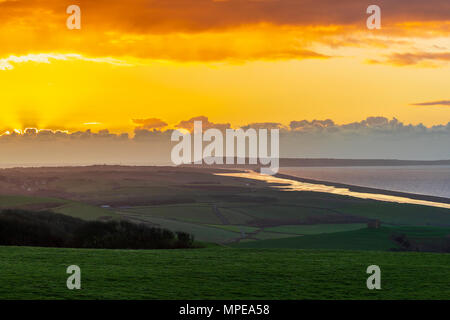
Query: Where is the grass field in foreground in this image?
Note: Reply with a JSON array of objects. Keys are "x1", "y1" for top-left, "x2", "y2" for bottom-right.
[{"x1": 0, "y1": 246, "x2": 449, "y2": 300}]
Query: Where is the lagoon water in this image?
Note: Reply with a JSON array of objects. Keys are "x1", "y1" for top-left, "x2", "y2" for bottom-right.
[
  {"x1": 280, "y1": 166, "x2": 450, "y2": 199},
  {"x1": 217, "y1": 170, "x2": 450, "y2": 210}
]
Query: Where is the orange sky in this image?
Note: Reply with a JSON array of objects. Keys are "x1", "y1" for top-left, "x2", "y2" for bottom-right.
[{"x1": 0, "y1": 0, "x2": 449, "y2": 133}]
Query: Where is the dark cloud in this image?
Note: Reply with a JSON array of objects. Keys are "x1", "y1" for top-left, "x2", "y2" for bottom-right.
[
  {"x1": 241, "y1": 122, "x2": 285, "y2": 130},
  {"x1": 132, "y1": 118, "x2": 168, "y2": 130},
  {"x1": 290, "y1": 119, "x2": 335, "y2": 131},
  {"x1": 2, "y1": 0, "x2": 447, "y2": 32},
  {"x1": 370, "y1": 52, "x2": 450, "y2": 66},
  {"x1": 411, "y1": 100, "x2": 450, "y2": 106},
  {"x1": 1, "y1": 1, "x2": 448, "y2": 63},
  {"x1": 1, "y1": 0, "x2": 449, "y2": 37},
  {"x1": 176, "y1": 116, "x2": 231, "y2": 132}
]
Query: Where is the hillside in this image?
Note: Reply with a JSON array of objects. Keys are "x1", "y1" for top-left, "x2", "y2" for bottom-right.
[
  {"x1": 0, "y1": 246, "x2": 448, "y2": 300},
  {"x1": 0, "y1": 166, "x2": 449, "y2": 249},
  {"x1": 233, "y1": 226, "x2": 450, "y2": 251},
  {"x1": 0, "y1": 166, "x2": 449, "y2": 301}
]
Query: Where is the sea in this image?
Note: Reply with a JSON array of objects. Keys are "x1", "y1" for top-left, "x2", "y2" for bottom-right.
[{"x1": 279, "y1": 166, "x2": 450, "y2": 199}]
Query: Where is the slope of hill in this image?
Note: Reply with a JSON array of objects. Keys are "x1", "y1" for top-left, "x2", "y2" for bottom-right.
[
  {"x1": 0, "y1": 166, "x2": 449, "y2": 249},
  {"x1": 0, "y1": 246, "x2": 448, "y2": 300}
]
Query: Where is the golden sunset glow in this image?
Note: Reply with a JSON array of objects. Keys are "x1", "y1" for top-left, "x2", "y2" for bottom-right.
[{"x1": 0, "y1": 0, "x2": 449, "y2": 133}]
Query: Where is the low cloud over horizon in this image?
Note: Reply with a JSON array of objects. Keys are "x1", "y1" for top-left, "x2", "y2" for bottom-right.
[
  {"x1": 1, "y1": 116, "x2": 450, "y2": 167},
  {"x1": 3, "y1": 115, "x2": 450, "y2": 135}
]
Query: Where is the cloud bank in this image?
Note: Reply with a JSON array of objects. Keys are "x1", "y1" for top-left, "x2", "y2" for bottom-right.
[
  {"x1": 0, "y1": 0, "x2": 448, "y2": 64},
  {"x1": 1, "y1": 116, "x2": 450, "y2": 167}
]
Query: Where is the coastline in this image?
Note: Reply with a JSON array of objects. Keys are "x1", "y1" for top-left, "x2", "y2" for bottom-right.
[
  {"x1": 216, "y1": 169, "x2": 450, "y2": 210},
  {"x1": 275, "y1": 172, "x2": 450, "y2": 205}
]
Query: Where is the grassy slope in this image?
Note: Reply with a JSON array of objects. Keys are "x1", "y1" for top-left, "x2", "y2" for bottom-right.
[
  {"x1": 264, "y1": 223, "x2": 367, "y2": 235},
  {"x1": 0, "y1": 246, "x2": 448, "y2": 300},
  {"x1": 53, "y1": 203, "x2": 119, "y2": 220},
  {"x1": 121, "y1": 214, "x2": 240, "y2": 243},
  {"x1": 126, "y1": 204, "x2": 223, "y2": 224},
  {"x1": 1, "y1": 167, "x2": 449, "y2": 245},
  {"x1": 234, "y1": 228, "x2": 399, "y2": 250},
  {"x1": 0, "y1": 195, "x2": 66, "y2": 208},
  {"x1": 233, "y1": 226, "x2": 450, "y2": 250}
]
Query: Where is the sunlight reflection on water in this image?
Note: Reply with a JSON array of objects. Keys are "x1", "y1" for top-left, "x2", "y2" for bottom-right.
[{"x1": 216, "y1": 172, "x2": 450, "y2": 210}]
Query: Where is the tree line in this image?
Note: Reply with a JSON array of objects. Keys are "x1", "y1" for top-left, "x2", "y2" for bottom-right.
[{"x1": 0, "y1": 209, "x2": 195, "y2": 249}]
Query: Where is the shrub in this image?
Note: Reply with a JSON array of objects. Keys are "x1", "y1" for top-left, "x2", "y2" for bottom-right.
[{"x1": 176, "y1": 231, "x2": 195, "y2": 248}]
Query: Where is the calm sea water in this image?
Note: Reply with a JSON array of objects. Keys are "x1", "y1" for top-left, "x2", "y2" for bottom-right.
[{"x1": 279, "y1": 166, "x2": 450, "y2": 199}]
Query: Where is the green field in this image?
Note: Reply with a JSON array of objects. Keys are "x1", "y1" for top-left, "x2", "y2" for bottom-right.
[
  {"x1": 208, "y1": 224, "x2": 259, "y2": 233},
  {"x1": 1, "y1": 167, "x2": 449, "y2": 246},
  {"x1": 233, "y1": 226, "x2": 450, "y2": 250},
  {"x1": 0, "y1": 246, "x2": 448, "y2": 300},
  {"x1": 234, "y1": 228, "x2": 400, "y2": 250},
  {"x1": 264, "y1": 223, "x2": 367, "y2": 235},
  {"x1": 125, "y1": 204, "x2": 222, "y2": 224},
  {"x1": 120, "y1": 214, "x2": 240, "y2": 243},
  {"x1": 0, "y1": 166, "x2": 449, "y2": 300},
  {"x1": 0, "y1": 195, "x2": 66, "y2": 209},
  {"x1": 53, "y1": 203, "x2": 118, "y2": 220}
]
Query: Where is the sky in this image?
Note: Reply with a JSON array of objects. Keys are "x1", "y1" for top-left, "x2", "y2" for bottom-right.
[
  {"x1": 0, "y1": 0, "x2": 449, "y2": 164},
  {"x1": 0, "y1": 0, "x2": 448, "y2": 134}
]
